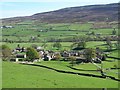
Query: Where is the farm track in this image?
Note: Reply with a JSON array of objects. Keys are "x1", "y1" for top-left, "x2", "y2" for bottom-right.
[{"x1": 21, "y1": 63, "x2": 120, "y2": 82}]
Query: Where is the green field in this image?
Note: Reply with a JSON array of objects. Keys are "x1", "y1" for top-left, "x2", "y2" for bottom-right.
[
  {"x1": 2, "y1": 22, "x2": 118, "y2": 42},
  {"x1": 2, "y1": 21, "x2": 119, "y2": 88},
  {"x1": 2, "y1": 61, "x2": 119, "y2": 88},
  {"x1": 35, "y1": 60, "x2": 119, "y2": 79}
]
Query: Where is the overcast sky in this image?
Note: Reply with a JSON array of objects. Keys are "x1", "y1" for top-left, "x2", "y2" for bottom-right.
[{"x1": 0, "y1": 0, "x2": 119, "y2": 19}]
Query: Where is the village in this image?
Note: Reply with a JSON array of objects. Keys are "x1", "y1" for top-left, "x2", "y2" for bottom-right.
[
  {"x1": 1, "y1": 2, "x2": 120, "y2": 88},
  {"x1": 9, "y1": 43, "x2": 107, "y2": 65}
]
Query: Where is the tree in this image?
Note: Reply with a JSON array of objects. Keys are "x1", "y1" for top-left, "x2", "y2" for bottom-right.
[
  {"x1": 91, "y1": 31, "x2": 95, "y2": 35},
  {"x1": 37, "y1": 34, "x2": 41, "y2": 37},
  {"x1": 101, "y1": 54, "x2": 106, "y2": 61},
  {"x1": 2, "y1": 45, "x2": 12, "y2": 60},
  {"x1": 106, "y1": 37, "x2": 112, "y2": 50},
  {"x1": 113, "y1": 64, "x2": 118, "y2": 69},
  {"x1": 112, "y1": 29, "x2": 116, "y2": 35},
  {"x1": 53, "y1": 42, "x2": 62, "y2": 50},
  {"x1": 84, "y1": 48, "x2": 96, "y2": 62},
  {"x1": 114, "y1": 42, "x2": 120, "y2": 50},
  {"x1": 69, "y1": 56, "x2": 76, "y2": 67},
  {"x1": 71, "y1": 41, "x2": 86, "y2": 50},
  {"x1": 29, "y1": 36, "x2": 37, "y2": 42},
  {"x1": 17, "y1": 44, "x2": 20, "y2": 48},
  {"x1": 26, "y1": 47, "x2": 40, "y2": 62}
]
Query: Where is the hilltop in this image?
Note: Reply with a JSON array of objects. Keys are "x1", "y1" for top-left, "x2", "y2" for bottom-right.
[{"x1": 1, "y1": 3, "x2": 118, "y2": 24}]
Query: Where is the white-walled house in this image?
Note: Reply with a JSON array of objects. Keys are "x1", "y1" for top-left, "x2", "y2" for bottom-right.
[
  {"x1": 10, "y1": 54, "x2": 26, "y2": 62},
  {"x1": 1, "y1": 25, "x2": 13, "y2": 28}
]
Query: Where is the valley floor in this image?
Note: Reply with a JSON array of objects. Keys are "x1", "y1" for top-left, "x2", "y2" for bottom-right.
[{"x1": 2, "y1": 61, "x2": 119, "y2": 88}]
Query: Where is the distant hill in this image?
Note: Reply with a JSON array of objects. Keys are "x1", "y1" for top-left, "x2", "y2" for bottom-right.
[{"x1": 1, "y1": 3, "x2": 118, "y2": 24}]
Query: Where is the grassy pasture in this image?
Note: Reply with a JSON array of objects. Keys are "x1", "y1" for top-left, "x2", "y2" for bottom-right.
[
  {"x1": 2, "y1": 22, "x2": 118, "y2": 42},
  {"x1": 2, "y1": 61, "x2": 119, "y2": 88},
  {"x1": 2, "y1": 21, "x2": 119, "y2": 88},
  {"x1": 36, "y1": 60, "x2": 119, "y2": 79},
  {"x1": 36, "y1": 61, "x2": 101, "y2": 75}
]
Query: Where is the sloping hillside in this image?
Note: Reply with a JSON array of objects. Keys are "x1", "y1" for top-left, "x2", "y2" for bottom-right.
[{"x1": 1, "y1": 3, "x2": 118, "y2": 24}]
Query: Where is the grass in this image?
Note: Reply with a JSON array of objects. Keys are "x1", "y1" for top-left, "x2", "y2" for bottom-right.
[
  {"x1": 36, "y1": 60, "x2": 119, "y2": 78},
  {"x1": 2, "y1": 22, "x2": 119, "y2": 88},
  {"x1": 36, "y1": 61, "x2": 100, "y2": 75},
  {"x1": 2, "y1": 61, "x2": 119, "y2": 88},
  {"x1": 2, "y1": 23, "x2": 117, "y2": 42}
]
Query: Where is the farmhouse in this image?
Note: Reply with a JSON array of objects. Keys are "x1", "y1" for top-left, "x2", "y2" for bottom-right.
[
  {"x1": 12, "y1": 47, "x2": 26, "y2": 53},
  {"x1": 43, "y1": 54, "x2": 52, "y2": 61},
  {"x1": 16, "y1": 54, "x2": 26, "y2": 62},
  {"x1": 10, "y1": 54, "x2": 26, "y2": 62},
  {"x1": 1, "y1": 25, "x2": 13, "y2": 28},
  {"x1": 36, "y1": 46, "x2": 43, "y2": 51},
  {"x1": 61, "y1": 51, "x2": 71, "y2": 57},
  {"x1": 42, "y1": 50, "x2": 56, "y2": 61}
]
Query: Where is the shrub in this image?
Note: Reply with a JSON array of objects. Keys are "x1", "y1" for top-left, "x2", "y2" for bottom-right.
[{"x1": 54, "y1": 53, "x2": 61, "y2": 60}]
